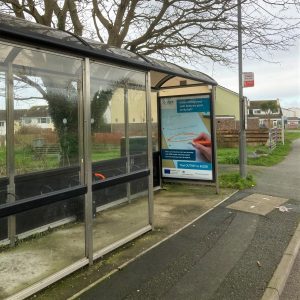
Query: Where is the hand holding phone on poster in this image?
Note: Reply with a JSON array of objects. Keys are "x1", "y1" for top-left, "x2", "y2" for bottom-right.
[{"x1": 192, "y1": 132, "x2": 212, "y2": 162}]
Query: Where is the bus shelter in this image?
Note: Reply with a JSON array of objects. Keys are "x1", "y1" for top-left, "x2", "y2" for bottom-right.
[{"x1": 0, "y1": 13, "x2": 217, "y2": 299}]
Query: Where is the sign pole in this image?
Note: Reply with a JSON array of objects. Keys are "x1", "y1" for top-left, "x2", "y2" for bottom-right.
[{"x1": 238, "y1": 0, "x2": 247, "y2": 178}]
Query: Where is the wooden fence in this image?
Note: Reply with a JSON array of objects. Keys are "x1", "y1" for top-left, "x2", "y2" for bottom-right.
[{"x1": 217, "y1": 129, "x2": 282, "y2": 148}]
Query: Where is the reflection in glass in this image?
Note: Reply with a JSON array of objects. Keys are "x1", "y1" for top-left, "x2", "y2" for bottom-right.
[
  {"x1": 9, "y1": 47, "x2": 82, "y2": 195},
  {"x1": 128, "y1": 88, "x2": 147, "y2": 171},
  {"x1": 151, "y1": 91, "x2": 159, "y2": 151},
  {"x1": 90, "y1": 63, "x2": 147, "y2": 179},
  {"x1": 93, "y1": 180, "x2": 149, "y2": 253},
  {"x1": 90, "y1": 63, "x2": 150, "y2": 255},
  {"x1": 0, "y1": 44, "x2": 84, "y2": 248}
]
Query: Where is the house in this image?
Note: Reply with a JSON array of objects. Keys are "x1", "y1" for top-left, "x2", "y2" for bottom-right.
[
  {"x1": 282, "y1": 107, "x2": 297, "y2": 118},
  {"x1": 248, "y1": 99, "x2": 283, "y2": 128},
  {"x1": 0, "y1": 106, "x2": 54, "y2": 136},
  {"x1": 287, "y1": 107, "x2": 300, "y2": 118},
  {"x1": 0, "y1": 109, "x2": 27, "y2": 135},
  {"x1": 109, "y1": 85, "x2": 242, "y2": 132},
  {"x1": 215, "y1": 86, "x2": 239, "y2": 130},
  {"x1": 215, "y1": 86, "x2": 239, "y2": 118},
  {"x1": 282, "y1": 107, "x2": 300, "y2": 128},
  {"x1": 286, "y1": 117, "x2": 300, "y2": 129},
  {"x1": 20, "y1": 106, "x2": 54, "y2": 130}
]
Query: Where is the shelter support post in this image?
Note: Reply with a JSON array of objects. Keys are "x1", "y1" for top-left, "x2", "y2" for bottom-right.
[
  {"x1": 146, "y1": 72, "x2": 154, "y2": 229},
  {"x1": 124, "y1": 85, "x2": 131, "y2": 203},
  {"x1": 211, "y1": 86, "x2": 220, "y2": 194},
  {"x1": 83, "y1": 58, "x2": 93, "y2": 265},
  {"x1": 281, "y1": 116, "x2": 285, "y2": 145},
  {"x1": 6, "y1": 61, "x2": 16, "y2": 246}
]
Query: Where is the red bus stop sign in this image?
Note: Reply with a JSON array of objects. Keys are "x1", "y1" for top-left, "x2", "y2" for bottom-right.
[{"x1": 243, "y1": 72, "x2": 254, "y2": 88}]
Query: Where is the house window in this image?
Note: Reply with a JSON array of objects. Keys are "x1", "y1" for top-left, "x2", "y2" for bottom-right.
[
  {"x1": 273, "y1": 120, "x2": 277, "y2": 127},
  {"x1": 0, "y1": 121, "x2": 4, "y2": 127},
  {"x1": 24, "y1": 118, "x2": 31, "y2": 124},
  {"x1": 259, "y1": 119, "x2": 266, "y2": 128},
  {"x1": 253, "y1": 109, "x2": 261, "y2": 114},
  {"x1": 38, "y1": 117, "x2": 50, "y2": 124}
]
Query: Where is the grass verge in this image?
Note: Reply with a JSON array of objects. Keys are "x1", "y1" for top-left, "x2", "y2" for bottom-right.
[
  {"x1": 219, "y1": 172, "x2": 255, "y2": 189},
  {"x1": 218, "y1": 131, "x2": 300, "y2": 167}
]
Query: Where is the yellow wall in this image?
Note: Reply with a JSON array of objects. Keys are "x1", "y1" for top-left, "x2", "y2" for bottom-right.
[
  {"x1": 110, "y1": 88, "x2": 125, "y2": 123},
  {"x1": 215, "y1": 86, "x2": 240, "y2": 120},
  {"x1": 110, "y1": 88, "x2": 158, "y2": 124},
  {"x1": 110, "y1": 85, "x2": 240, "y2": 124},
  {"x1": 159, "y1": 85, "x2": 211, "y2": 97}
]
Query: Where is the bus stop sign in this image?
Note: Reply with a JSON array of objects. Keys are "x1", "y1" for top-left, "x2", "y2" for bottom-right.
[{"x1": 243, "y1": 72, "x2": 254, "y2": 88}]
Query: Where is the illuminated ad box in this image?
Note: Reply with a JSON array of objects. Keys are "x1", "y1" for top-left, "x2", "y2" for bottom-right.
[{"x1": 160, "y1": 95, "x2": 214, "y2": 181}]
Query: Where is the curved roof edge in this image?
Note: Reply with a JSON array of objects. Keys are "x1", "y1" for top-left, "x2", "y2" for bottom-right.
[{"x1": 0, "y1": 13, "x2": 217, "y2": 86}]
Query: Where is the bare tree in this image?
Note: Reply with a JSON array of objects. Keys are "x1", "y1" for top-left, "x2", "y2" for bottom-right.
[
  {"x1": 1, "y1": 0, "x2": 299, "y2": 64},
  {"x1": 1, "y1": 0, "x2": 299, "y2": 164},
  {"x1": 0, "y1": 0, "x2": 85, "y2": 35}
]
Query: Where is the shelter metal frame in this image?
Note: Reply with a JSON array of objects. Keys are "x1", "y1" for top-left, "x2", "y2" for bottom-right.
[{"x1": 0, "y1": 12, "x2": 217, "y2": 300}]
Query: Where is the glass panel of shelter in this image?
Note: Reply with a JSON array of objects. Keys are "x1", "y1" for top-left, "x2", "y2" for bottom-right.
[
  {"x1": 90, "y1": 61, "x2": 149, "y2": 255},
  {"x1": 11, "y1": 47, "x2": 83, "y2": 195},
  {"x1": 0, "y1": 42, "x2": 87, "y2": 299},
  {"x1": 0, "y1": 41, "x2": 152, "y2": 297}
]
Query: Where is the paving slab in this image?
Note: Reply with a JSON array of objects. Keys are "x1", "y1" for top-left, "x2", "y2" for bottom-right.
[{"x1": 227, "y1": 193, "x2": 288, "y2": 216}]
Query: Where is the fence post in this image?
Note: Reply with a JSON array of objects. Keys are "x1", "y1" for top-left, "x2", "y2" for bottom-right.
[{"x1": 281, "y1": 116, "x2": 285, "y2": 145}]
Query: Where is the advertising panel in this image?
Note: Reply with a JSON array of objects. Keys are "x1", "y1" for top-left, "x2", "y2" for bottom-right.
[{"x1": 160, "y1": 95, "x2": 214, "y2": 181}]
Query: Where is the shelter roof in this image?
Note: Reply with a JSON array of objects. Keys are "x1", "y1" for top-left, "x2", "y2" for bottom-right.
[{"x1": 0, "y1": 13, "x2": 217, "y2": 88}]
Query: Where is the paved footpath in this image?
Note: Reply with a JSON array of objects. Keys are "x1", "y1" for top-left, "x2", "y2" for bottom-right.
[{"x1": 78, "y1": 139, "x2": 300, "y2": 300}]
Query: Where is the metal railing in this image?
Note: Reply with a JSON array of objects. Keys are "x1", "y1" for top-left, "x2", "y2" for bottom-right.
[{"x1": 269, "y1": 128, "x2": 282, "y2": 151}]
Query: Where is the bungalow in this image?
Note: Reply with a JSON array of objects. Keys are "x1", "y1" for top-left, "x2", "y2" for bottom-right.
[
  {"x1": 286, "y1": 117, "x2": 300, "y2": 129},
  {"x1": 0, "y1": 106, "x2": 54, "y2": 136},
  {"x1": 0, "y1": 109, "x2": 27, "y2": 135},
  {"x1": 20, "y1": 106, "x2": 54, "y2": 130},
  {"x1": 248, "y1": 99, "x2": 283, "y2": 129}
]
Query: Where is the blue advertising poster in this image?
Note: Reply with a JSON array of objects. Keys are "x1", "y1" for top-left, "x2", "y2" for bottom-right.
[{"x1": 160, "y1": 95, "x2": 213, "y2": 181}]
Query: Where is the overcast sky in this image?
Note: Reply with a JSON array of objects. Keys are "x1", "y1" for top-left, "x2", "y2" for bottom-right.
[{"x1": 199, "y1": 40, "x2": 300, "y2": 110}]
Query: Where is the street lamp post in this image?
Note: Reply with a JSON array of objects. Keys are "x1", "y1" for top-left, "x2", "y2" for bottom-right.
[{"x1": 238, "y1": 0, "x2": 247, "y2": 178}]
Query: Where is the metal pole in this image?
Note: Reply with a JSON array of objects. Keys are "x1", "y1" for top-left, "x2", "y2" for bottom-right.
[
  {"x1": 211, "y1": 86, "x2": 220, "y2": 194},
  {"x1": 146, "y1": 72, "x2": 154, "y2": 229},
  {"x1": 281, "y1": 115, "x2": 285, "y2": 145},
  {"x1": 124, "y1": 85, "x2": 131, "y2": 202},
  {"x1": 83, "y1": 58, "x2": 93, "y2": 265},
  {"x1": 238, "y1": 0, "x2": 247, "y2": 178},
  {"x1": 6, "y1": 61, "x2": 16, "y2": 246}
]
